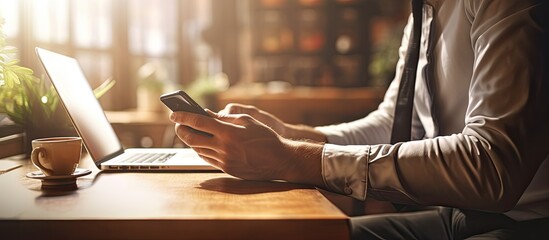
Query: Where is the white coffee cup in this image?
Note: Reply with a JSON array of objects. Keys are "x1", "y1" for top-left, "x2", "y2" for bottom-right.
[{"x1": 31, "y1": 137, "x2": 82, "y2": 176}]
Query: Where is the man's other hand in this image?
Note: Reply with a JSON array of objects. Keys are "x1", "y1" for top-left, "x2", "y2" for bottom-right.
[{"x1": 219, "y1": 103, "x2": 327, "y2": 142}]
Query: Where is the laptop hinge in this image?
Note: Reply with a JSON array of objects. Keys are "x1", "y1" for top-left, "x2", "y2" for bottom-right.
[{"x1": 94, "y1": 149, "x2": 125, "y2": 168}]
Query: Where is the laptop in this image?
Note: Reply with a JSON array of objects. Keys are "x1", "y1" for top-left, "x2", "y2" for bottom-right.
[{"x1": 35, "y1": 47, "x2": 216, "y2": 171}]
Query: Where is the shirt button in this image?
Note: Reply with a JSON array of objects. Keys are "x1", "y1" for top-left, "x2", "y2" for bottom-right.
[{"x1": 344, "y1": 186, "x2": 353, "y2": 195}]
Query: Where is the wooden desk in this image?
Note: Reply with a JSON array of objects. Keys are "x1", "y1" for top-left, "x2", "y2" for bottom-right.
[{"x1": 0, "y1": 156, "x2": 350, "y2": 239}]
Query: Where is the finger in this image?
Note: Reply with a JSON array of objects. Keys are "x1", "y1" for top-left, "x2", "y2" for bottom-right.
[
  {"x1": 193, "y1": 147, "x2": 221, "y2": 161},
  {"x1": 192, "y1": 147, "x2": 226, "y2": 170},
  {"x1": 171, "y1": 111, "x2": 227, "y2": 135},
  {"x1": 199, "y1": 155, "x2": 224, "y2": 171},
  {"x1": 215, "y1": 113, "x2": 256, "y2": 126},
  {"x1": 205, "y1": 108, "x2": 219, "y2": 118},
  {"x1": 217, "y1": 106, "x2": 230, "y2": 116},
  {"x1": 221, "y1": 103, "x2": 256, "y2": 115},
  {"x1": 175, "y1": 123, "x2": 216, "y2": 148},
  {"x1": 220, "y1": 103, "x2": 241, "y2": 114}
]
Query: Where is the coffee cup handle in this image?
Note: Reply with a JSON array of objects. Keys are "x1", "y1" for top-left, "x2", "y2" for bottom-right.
[{"x1": 31, "y1": 147, "x2": 48, "y2": 172}]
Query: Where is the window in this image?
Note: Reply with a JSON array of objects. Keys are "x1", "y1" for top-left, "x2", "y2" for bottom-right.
[
  {"x1": 1, "y1": 0, "x2": 405, "y2": 110},
  {"x1": 0, "y1": 0, "x2": 229, "y2": 110}
]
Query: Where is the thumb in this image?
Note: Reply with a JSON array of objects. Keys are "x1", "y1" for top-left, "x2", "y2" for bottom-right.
[
  {"x1": 214, "y1": 112, "x2": 255, "y2": 126},
  {"x1": 205, "y1": 108, "x2": 218, "y2": 118},
  {"x1": 206, "y1": 108, "x2": 238, "y2": 123},
  {"x1": 208, "y1": 108, "x2": 246, "y2": 123}
]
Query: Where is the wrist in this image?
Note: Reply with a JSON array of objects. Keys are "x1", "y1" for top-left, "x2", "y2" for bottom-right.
[
  {"x1": 279, "y1": 138, "x2": 324, "y2": 187},
  {"x1": 282, "y1": 122, "x2": 304, "y2": 139},
  {"x1": 282, "y1": 123, "x2": 327, "y2": 143}
]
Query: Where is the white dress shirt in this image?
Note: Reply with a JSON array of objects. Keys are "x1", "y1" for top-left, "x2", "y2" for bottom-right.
[{"x1": 316, "y1": 0, "x2": 548, "y2": 221}]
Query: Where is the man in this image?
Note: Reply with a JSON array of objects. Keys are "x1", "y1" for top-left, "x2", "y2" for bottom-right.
[{"x1": 170, "y1": 0, "x2": 549, "y2": 238}]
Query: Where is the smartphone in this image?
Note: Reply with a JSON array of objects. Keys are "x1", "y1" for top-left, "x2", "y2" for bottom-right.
[{"x1": 160, "y1": 90, "x2": 212, "y2": 136}]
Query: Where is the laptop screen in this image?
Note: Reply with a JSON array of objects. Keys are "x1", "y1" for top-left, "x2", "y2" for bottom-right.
[{"x1": 36, "y1": 48, "x2": 123, "y2": 163}]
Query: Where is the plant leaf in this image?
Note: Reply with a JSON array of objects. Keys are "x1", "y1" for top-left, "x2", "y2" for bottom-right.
[
  {"x1": 93, "y1": 77, "x2": 116, "y2": 98},
  {"x1": 3, "y1": 68, "x2": 20, "y2": 85},
  {"x1": 1, "y1": 46, "x2": 18, "y2": 54},
  {"x1": 10, "y1": 65, "x2": 34, "y2": 75}
]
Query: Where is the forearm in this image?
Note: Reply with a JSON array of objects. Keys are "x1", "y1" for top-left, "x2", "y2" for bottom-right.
[
  {"x1": 367, "y1": 129, "x2": 545, "y2": 212},
  {"x1": 283, "y1": 123, "x2": 327, "y2": 143},
  {"x1": 323, "y1": 131, "x2": 536, "y2": 212}
]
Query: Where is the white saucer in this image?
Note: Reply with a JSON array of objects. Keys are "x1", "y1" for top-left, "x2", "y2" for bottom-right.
[{"x1": 27, "y1": 168, "x2": 91, "y2": 187}]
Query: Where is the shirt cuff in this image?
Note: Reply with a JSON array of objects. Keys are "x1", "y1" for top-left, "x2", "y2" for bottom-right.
[{"x1": 321, "y1": 144, "x2": 369, "y2": 200}]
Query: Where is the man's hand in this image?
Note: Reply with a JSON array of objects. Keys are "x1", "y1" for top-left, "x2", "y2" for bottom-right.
[
  {"x1": 169, "y1": 110, "x2": 324, "y2": 186},
  {"x1": 220, "y1": 103, "x2": 328, "y2": 142},
  {"x1": 219, "y1": 103, "x2": 287, "y2": 135}
]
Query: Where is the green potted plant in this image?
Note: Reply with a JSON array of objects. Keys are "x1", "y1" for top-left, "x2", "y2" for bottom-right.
[{"x1": 0, "y1": 19, "x2": 114, "y2": 153}]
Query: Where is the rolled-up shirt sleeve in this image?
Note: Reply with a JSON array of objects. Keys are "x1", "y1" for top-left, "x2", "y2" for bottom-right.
[{"x1": 321, "y1": 144, "x2": 370, "y2": 199}]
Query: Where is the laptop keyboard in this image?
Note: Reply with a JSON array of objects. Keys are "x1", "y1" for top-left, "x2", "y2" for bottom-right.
[{"x1": 115, "y1": 153, "x2": 176, "y2": 164}]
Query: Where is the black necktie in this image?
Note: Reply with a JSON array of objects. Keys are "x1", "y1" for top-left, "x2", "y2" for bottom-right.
[{"x1": 390, "y1": 0, "x2": 424, "y2": 144}]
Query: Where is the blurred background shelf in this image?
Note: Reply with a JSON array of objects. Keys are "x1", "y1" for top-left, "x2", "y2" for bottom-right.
[
  {"x1": 248, "y1": 0, "x2": 408, "y2": 87},
  {"x1": 216, "y1": 86, "x2": 384, "y2": 126}
]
